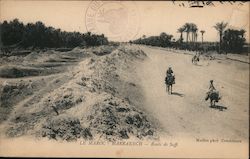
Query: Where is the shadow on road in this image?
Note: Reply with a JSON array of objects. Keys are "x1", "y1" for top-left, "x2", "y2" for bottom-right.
[
  {"x1": 171, "y1": 92, "x2": 184, "y2": 97},
  {"x1": 210, "y1": 105, "x2": 227, "y2": 111},
  {"x1": 194, "y1": 64, "x2": 203, "y2": 66}
]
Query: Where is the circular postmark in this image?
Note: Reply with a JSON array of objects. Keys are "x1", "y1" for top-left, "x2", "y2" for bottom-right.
[{"x1": 85, "y1": 1, "x2": 140, "y2": 41}]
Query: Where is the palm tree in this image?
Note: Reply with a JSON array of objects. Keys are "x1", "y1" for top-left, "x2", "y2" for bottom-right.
[
  {"x1": 200, "y1": 30, "x2": 205, "y2": 43},
  {"x1": 214, "y1": 22, "x2": 228, "y2": 53},
  {"x1": 193, "y1": 27, "x2": 198, "y2": 42},
  {"x1": 189, "y1": 23, "x2": 198, "y2": 43},
  {"x1": 177, "y1": 27, "x2": 185, "y2": 42},
  {"x1": 184, "y1": 23, "x2": 191, "y2": 43},
  {"x1": 195, "y1": 32, "x2": 198, "y2": 42}
]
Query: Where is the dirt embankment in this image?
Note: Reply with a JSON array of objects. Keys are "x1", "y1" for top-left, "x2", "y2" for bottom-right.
[{"x1": 0, "y1": 45, "x2": 158, "y2": 141}]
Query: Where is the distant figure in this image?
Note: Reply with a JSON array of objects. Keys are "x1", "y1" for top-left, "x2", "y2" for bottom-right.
[
  {"x1": 205, "y1": 80, "x2": 221, "y2": 107},
  {"x1": 192, "y1": 52, "x2": 200, "y2": 64},
  {"x1": 165, "y1": 67, "x2": 175, "y2": 94},
  {"x1": 209, "y1": 55, "x2": 215, "y2": 60}
]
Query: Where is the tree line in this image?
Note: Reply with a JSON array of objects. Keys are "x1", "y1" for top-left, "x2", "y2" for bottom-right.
[
  {"x1": 132, "y1": 22, "x2": 247, "y2": 54},
  {"x1": 132, "y1": 32, "x2": 173, "y2": 47},
  {"x1": 0, "y1": 19, "x2": 109, "y2": 49}
]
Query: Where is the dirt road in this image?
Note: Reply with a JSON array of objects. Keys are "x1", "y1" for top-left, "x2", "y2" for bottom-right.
[{"x1": 135, "y1": 45, "x2": 249, "y2": 141}]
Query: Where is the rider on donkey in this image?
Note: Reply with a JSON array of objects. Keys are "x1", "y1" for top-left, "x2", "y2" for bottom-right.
[
  {"x1": 166, "y1": 67, "x2": 175, "y2": 84},
  {"x1": 165, "y1": 66, "x2": 175, "y2": 94},
  {"x1": 206, "y1": 80, "x2": 217, "y2": 100}
]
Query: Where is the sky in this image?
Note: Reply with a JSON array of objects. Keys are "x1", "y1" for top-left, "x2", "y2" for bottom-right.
[{"x1": 0, "y1": 1, "x2": 249, "y2": 42}]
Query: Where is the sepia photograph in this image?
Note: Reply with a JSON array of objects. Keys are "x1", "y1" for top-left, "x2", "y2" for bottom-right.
[{"x1": 0, "y1": 0, "x2": 249, "y2": 158}]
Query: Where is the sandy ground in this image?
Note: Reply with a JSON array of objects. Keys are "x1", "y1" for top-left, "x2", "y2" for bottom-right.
[
  {"x1": 135, "y1": 45, "x2": 249, "y2": 141},
  {"x1": 0, "y1": 44, "x2": 249, "y2": 157}
]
